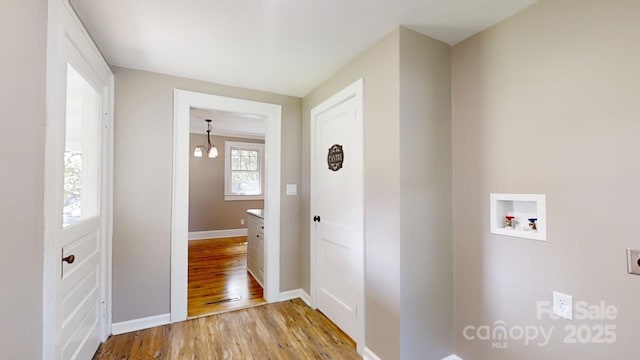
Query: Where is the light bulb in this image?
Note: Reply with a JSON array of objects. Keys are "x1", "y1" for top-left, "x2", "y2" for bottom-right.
[
  {"x1": 208, "y1": 146, "x2": 219, "y2": 158},
  {"x1": 194, "y1": 147, "x2": 203, "y2": 157}
]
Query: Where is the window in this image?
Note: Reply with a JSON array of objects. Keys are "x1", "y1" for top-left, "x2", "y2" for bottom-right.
[
  {"x1": 225, "y1": 141, "x2": 265, "y2": 200},
  {"x1": 63, "y1": 63, "x2": 101, "y2": 226}
]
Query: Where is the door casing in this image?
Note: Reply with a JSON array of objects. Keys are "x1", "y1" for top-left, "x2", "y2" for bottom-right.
[
  {"x1": 171, "y1": 90, "x2": 282, "y2": 322},
  {"x1": 310, "y1": 79, "x2": 365, "y2": 353}
]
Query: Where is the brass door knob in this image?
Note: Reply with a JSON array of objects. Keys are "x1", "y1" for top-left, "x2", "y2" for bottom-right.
[{"x1": 62, "y1": 254, "x2": 75, "y2": 264}]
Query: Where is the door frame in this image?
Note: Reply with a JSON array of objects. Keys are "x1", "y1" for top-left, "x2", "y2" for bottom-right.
[
  {"x1": 43, "y1": 0, "x2": 114, "y2": 358},
  {"x1": 310, "y1": 79, "x2": 365, "y2": 353},
  {"x1": 171, "y1": 90, "x2": 281, "y2": 322}
]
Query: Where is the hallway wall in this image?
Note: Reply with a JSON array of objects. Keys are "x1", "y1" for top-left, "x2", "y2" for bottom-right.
[
  {"x1": 112, "y1": 67, "x2": 302, "y2": 322},
  {"x1": 303, "y1": 28, "x2": 402, "y2": 360},
  {"x1": 0, "y1": 0, "x2": 47, "y2": 358},
  {"x1": 302, "y1": 27, "x2": 454, "y2": 360},
  {"x1": 452, "y1": 0, "x2": 640, "y2": 358}
]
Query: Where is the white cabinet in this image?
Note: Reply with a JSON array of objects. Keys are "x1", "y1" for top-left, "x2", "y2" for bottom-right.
[{"x1": 246, "y1": 211, "x2": 264, "y2": 286}]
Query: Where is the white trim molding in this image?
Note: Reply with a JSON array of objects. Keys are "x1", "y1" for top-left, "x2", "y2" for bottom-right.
[
  {"x1": 363, "y1": 348, "x2": 382, "y2": 360},
  {"x1": 212, "y1": 129, "x2": 264, "y2": 140},
  {"x1": 278, "y1": 289, "x2": 312, "y2": 307},
  {"x1": 299, "y1": 290, "x2": 312, "y2": 307},
  {"x1": 111, "y1": 313, "x2": 171, "y2": 335},
  {"x1": 442, "y1": 355, "x2": 463, "y2": 360},
  {"x1": 172, "y1": 90, "x2": 281, "y2": 323},
  {"x1": 188, "y1": 228, "x2": 248, "y2": 240}
]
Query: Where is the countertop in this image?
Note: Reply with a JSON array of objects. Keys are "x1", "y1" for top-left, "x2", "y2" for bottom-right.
[{"x1": 246, "y1": 209, "x2": 264, "y2": 219}]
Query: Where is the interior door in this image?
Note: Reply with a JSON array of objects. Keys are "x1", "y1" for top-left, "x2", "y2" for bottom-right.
[
  {"x1": 45, "y1": 2, "x2": 113, "y2": 358},
  {"x1": 56, "y1": 55, "x2": 105, "y2": 360},
  {"x1": 311, "y1": 82, "x2": 364, "y2": 345}
]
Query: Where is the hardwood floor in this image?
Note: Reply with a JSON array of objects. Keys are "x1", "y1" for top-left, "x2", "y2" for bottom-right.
[
  {"x1": 94, "y1": 299, "x2": 360, "y2": 360},
  {"x1": 188, "y1": 236, "x2": 265, "y2": 318}
]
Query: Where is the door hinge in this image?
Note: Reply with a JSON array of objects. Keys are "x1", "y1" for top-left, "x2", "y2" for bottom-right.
[
  {"x1": 101, "y1": 301, "x2": 107, "y2": 319},
  {"x1": 103, "y1": 112, "x2": 110, "y2": 129}
]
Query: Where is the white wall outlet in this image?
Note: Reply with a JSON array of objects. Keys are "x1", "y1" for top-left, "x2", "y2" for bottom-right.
[
  {"x1": 553, "y1": 291, "x2": 573, "y2": 320},
  {"x1": 240, "y1": 219, "x2": 245, "y2": 225},
  {"x1": 626, "y1": 249, "x2": 640, "y2": 275}
]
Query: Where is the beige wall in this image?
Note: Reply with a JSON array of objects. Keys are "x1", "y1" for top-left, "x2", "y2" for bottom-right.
[
  {"x1": 113, "y1": 67, "x2": 301, "y2": 322},
  {"x1": 303, "y1": 29, "x2": 402, "y2": 359},
  {"x1": 303, "y1": 27, "x2": 454, "y2": 359},
  {"x1": 452, "y1": 0, "x2": 640, "y2": 359},
  {"x1": 189, "y1": 133, "x2": 264, "y2": 232},
  {"x1": 398, "y1": 27, "x2": 453, "y2": 360},
  {"x1": 0, "y1": 0, "x2": 46, "y2": 357}
]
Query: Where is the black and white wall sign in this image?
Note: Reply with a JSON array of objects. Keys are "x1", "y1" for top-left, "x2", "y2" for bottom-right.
[{"x1": 327, "y1": 144, "x2": 344, "y2": 172}]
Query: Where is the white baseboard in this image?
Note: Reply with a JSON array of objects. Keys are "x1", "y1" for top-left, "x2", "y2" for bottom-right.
[
  {"x1": 279, "y1": 288, "x2": 312, "y2": 307},
  {"x1": 363, "y1": 349, "x2": 460, "y2": 360},
  {"x1": 188, "y1": 228, "x2": 248, "y2": 240},
  {"x1": 363, "y1": 347, "x2": 382, "y2": 360},
  {"x1": 299, "y1": 290, "x2": 311, "y2": 307},
  {"x1": 111, "y1": 313, "x2": 171, "y2": 335},
  {"x1": 247, "y1": 267, "x2": 264, "y2": 288}
]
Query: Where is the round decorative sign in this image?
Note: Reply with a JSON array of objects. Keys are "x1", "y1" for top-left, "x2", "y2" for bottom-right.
[{"x1": 327, "y1": 144, "x2": 344, "y2": 172}]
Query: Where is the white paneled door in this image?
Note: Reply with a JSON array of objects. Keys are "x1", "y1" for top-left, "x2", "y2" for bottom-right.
[
  {"x1": 45, "y1": 1, "x2": 114, "y2": 359},
  {"x1": 310, "y1": 80, "x2": 364, "y2": 351}
]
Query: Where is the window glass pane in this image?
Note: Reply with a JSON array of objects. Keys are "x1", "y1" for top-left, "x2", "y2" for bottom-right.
[
  {"x1": 63, "y1": 64, "x2": 101, "y2": 226},
  {"x1": 231, "y1": 171, "x2": 260, "y2": 195},
  {"x1": 248, "y1": 151, "x2": 258, "y2": 171},
  {"x1": 231, "y1": 150, "x2": 240, "y2": 170},
  {"x1": 231, "y1": 148, "x2": 258, "y2": 171}
]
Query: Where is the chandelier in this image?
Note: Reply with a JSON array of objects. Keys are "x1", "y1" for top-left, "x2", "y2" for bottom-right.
[{"x1": 194, "y1": 119, "x2": 219, "y2": 158}]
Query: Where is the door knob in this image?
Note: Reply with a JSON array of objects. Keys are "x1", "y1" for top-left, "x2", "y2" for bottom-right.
[
  {"x1": 313, "y1": 215, "x2": 321, "y2": 223},
  {"x1": 62, "y1": 254, "x2": 75, "y2": 264}
]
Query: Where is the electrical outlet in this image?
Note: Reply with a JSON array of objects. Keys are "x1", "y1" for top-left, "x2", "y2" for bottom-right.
[
  {"x1": 627, "y1": 249, "x2": 640, "y2": 275},
  {"x1": 553, "y1": 291, "x2": 573, "y2": 320},
  {"x1": 240, "y1": 219, "x2": 245, "y2": 225}
]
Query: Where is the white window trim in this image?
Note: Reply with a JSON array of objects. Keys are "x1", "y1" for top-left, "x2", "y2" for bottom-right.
[{"x1": 224, "y1": 141, "x2": 265, "y2": 201}]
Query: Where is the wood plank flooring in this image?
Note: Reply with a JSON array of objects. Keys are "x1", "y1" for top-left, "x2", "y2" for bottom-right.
[
  {"x1": 93, "y1": 299, "x2": 360, "y2": 360},
  {"x1": 188, "y1": 236, "x2": 265, "y2": 318}
]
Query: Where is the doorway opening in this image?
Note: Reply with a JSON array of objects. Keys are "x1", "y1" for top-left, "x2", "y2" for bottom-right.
[
  {"x1": 172, "y1": 90, "x2": 281, "y2": 323},
  {"x1": 187, "y1": 108, "x2": 268, "y2": 317}
]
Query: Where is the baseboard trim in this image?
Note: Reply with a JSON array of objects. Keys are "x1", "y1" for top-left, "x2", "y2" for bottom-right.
[
  {"x1": 442, "y1": 355, "x2": 463, "y2": 360},
  {"x1": 363, "y1": 347, "x2": 382, "y2": 360},
  {"x1": 188, "y1": 228, "x2": 248, "y2": 240},
  {"x1": 111, "y1": 313, "x2": 171, "y2": 335},
  {"x1": 299, "y1": 290, "x2": 311, "y2": 307},
  {"x1": 278, "y1": 289, "x2": 312, "y2": 307},
  {"x1": 247, "y1": 267, "x2": 264, "y2": 288}
]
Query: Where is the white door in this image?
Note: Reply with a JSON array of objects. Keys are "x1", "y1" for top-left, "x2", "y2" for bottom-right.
[
  {"x1": 310, "y1": 80, "x2": 364, "y2": 349},
  {"x1": 44, "y1": 1, "x2": 114, "y2": 359}
]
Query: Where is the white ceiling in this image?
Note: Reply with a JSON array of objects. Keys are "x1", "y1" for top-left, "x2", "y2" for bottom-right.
[
  {"x1": 190, "y1": 108, "x2": 266, "y2": 139},
  {"x1": 71, "y1": 0, "x2": 536, "y2": 97}
]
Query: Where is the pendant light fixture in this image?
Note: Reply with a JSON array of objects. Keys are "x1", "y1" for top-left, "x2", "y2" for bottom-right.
[{"x1": 194, "y1": 119, "x2": 219, "y2": 158}]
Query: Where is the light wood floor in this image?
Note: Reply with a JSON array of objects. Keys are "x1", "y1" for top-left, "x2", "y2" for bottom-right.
[
  {"x1": 188, "y1": 236, "x2": 265, "y2": 318},
  {"x1": 93, "y1": 299, "x2": 360, "y2": 359}
]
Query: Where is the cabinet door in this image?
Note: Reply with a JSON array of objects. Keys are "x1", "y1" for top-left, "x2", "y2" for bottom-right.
[
  {"x1": 257, "y1": 230, "x2": 264, "y2": 281},
  {"x1": 246, "y1": 220, "x2": 256, "y2": 273}
]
